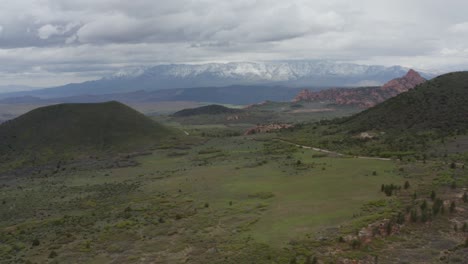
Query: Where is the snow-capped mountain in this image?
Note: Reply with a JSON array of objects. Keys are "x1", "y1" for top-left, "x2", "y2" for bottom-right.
[
  {"x1": 106, "y1": 61, "x2": 428, "y2": 86},
  {"x1": 0, "y1": 61, "x2": 435, "y2": 99}
]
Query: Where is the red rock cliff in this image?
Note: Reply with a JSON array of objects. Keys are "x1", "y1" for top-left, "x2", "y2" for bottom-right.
[{"x1": 293, "y1": 70, "x2": 426, "y2": 108}]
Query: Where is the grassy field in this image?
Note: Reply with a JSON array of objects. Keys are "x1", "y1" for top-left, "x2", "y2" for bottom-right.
[
  {"x1": 1, "y1": 99, "x2": 467, "y2": 263},
  {"x1": 0, "y1": 135, "x2": 410, "y2": 263}
]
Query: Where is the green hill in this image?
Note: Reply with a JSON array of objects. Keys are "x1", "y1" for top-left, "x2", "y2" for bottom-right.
[
  {"x1": 172, "y1": 104, "x2": 243, "y2": 117},
  {"x1": 281, "y1": 72, "x2": 468, "y2": 157},
  {"x1": 342, "y1": 71, "x2": 468, "y2": 133},
  {"x1": 0, "y1": 101, "x2": 172, "y2": 161}
]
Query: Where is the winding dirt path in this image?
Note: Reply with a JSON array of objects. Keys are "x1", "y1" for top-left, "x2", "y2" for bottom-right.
[{"x1": 275, "y1": 138, "x2": 392, "y2": 161}]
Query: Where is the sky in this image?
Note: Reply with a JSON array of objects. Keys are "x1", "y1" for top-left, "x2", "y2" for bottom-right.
[{"x1": 1, "y1": 0, "x2": 468, "y2": 88}]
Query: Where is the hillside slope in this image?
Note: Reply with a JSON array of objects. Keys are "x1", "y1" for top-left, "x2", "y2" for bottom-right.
[
  {"x1": 0, "y1": 101, "x2": 172, "y2": 158},
  {"x1": 281, "y1": 71, "x2": 468, "y2": 157},
  {"x1": 343, "y1": 71, "x2": 468, "y2": 133}
]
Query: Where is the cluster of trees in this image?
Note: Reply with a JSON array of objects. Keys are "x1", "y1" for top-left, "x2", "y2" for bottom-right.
[
  {"x1": 380, "y1": 183, "x2": 403, "y2": 196},
  {"x1": 200, "y1": 131, "x2": 241, "y2": 137},
  {"x1": 380, "y1": 181, "x2": 411, "y2": 197},
  {"x1": 407, "y1": 191, "x2": 458, "y2": 223}
]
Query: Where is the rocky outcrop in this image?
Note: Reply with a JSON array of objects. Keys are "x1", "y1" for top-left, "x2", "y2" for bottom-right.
[
  {"x1": 381, "y1": 69, "x2": 426, "y2": 95},
  {"x1": 293, "y1": 70, "x2": 426, "y2": 108},
  {"x1": 244, "y1": 124, "x2": 294, "y2": 135}
]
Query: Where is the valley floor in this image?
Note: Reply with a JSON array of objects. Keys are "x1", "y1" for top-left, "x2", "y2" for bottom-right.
[{"x1": 2, "y1": 134, "x2": 467, "y2": 263}]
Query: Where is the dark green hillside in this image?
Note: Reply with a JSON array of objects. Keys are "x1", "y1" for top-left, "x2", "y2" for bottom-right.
[
  {"x1": 172, "y1": 104, "x2": 243, "y2": 117},
  {"x1": 342, "y1": 71, "x2": 468, "y2": 133},
  {"x1": 0, "y1": 101, "x2": 172, "y2": 159},
  {"x1": 281, "y1": 72, "x2": 468, "y2": 157}
]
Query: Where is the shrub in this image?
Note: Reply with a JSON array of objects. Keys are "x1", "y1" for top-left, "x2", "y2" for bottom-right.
[
  {"x1": 451, "y1": 181, "x2": 457, "y2": 189},
  {"x1": 351, "y1": 239, "x2": 362, "y2": 249},
  {"x1": 410, "y1": 209, "x2": 418, "y2": 222},
  {"x1": 32, "y1": 239, "x2": 40, "y2": 247},
  {"x1": 450, "y1": 201, "x2": 456, "y2": 213},
  {"x1": 49, "y1": 251, "x2": 58, "y2": 258}
]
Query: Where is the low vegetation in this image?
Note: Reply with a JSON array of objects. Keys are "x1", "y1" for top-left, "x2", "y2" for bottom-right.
[{"x1": 1, "y1": 72, "x2": 468, "y2": 263}]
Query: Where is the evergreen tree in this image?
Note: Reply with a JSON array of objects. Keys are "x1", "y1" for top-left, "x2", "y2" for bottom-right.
[
  {"x1": 404, "y1": 181, "x2": 410, "y2": 189},
  {"x1": 432, "y1": 198, "x2": 443, "y2": 216},
  {"x1": 396, "y1": 212, "x2": 405, "y2": 224},
  {"x1": 410, "y1": 209, "x2": 418, "y2": 222},
  {"x1": 450, "y1": 201, "x2": 456, "y2": 213},
  {"x1": 450, "y1": 162, "x2": 456, "y2": 169},
  {"x1": 420, "y1": 200, "x2": 428, "y2": 211}
]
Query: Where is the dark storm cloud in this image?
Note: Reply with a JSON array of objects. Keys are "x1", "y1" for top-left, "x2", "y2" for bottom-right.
[{"x1": 1, "y1": 0, "x2": 468, "y2": 86}]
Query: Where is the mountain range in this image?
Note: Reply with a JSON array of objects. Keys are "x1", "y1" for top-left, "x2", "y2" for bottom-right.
[
  {"x1": 0, "y1": 61, "x2": 434, "y2": 99},
  {"x1": 0, "y1": 85, "x2": 39, "y2": 93},
  {"x1": 0, "y1": 86, "x2": 303, "y2": 106}
]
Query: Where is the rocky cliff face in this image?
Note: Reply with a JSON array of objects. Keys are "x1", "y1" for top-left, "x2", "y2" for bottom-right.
[
  {"x1": 381, "y1": 69, "x2": 426, "y2": 95},
  {"x1": 293, "y1": 70, "x2": 426, "y2": 108}
]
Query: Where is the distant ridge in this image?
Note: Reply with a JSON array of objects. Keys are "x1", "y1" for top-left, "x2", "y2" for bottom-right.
[
  {"x1": 0, "y1": 85, "x2": 302, "y2": 106},
  {"x1": 0, "y1": 61, "x2": 434, "y2": 99},
  {"x1": 293, "y1": 69, "x2": 426, "y2": 108},
  {"x1": 172, "y1": 104, "x2": 243, "y2": 117}
]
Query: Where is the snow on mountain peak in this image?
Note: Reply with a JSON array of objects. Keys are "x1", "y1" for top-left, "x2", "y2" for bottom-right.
[{"x1": 103, "y1": 61, "x2": 433, "y2": 88}]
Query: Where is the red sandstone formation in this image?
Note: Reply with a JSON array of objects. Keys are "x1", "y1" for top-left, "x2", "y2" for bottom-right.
[{"x1": 293, "y1": 70, "x2": 426, "y2": 108}]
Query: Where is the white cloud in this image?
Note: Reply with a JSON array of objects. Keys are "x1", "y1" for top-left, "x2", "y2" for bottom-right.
[
  {"x1": 440, "y1": 48, "x2": 460, "y2": 56},
  {"x1": 37, "y1": 24, "x2": 60, "y2": 39},
  {"x1": 1, "y1": 0, "x2": 468, "y2": 86},
  {"x1": 37, "y1": 22, "x2": 78, "y2": 40},
  {"x1": 449, "y1": 22, "x2": 468, "y2": 33}
]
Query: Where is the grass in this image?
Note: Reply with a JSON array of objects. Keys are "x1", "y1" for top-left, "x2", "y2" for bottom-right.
[
  {"x1": 0, "y1": 135, "x2": 407, "y2": 262},
  {"x1": 1, "y1": 96, "x2": 467, "y2": 263},
  {"x1": 0, "y1": 101, "x2": 176, "y2": 172},
  {"x1": 221, "y1": 156, "x2": 399, "y2": 244}
]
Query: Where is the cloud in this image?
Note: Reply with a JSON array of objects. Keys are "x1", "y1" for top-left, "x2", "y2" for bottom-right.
[
  {"x1": 37, "y1": 22, "x2": 79, "y2": 40},
  {"x1": 1, "y1": 0, "x2": 468, "y2": 87},
  {"x1": 449, "y1": 22, "x2": 468, "y2": 33},
  {"x1": 37, "y1": 24, "x2": 60, "y2": 39}
]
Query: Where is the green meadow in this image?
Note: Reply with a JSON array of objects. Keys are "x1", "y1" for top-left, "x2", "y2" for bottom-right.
[{"x1": 0, "y1": 135, "x2": 407, "y2": 263}]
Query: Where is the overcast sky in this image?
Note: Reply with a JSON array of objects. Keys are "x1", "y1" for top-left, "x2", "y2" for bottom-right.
[{"x1": 1, "y1": 0, "x2": 468, "y2": 87}]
